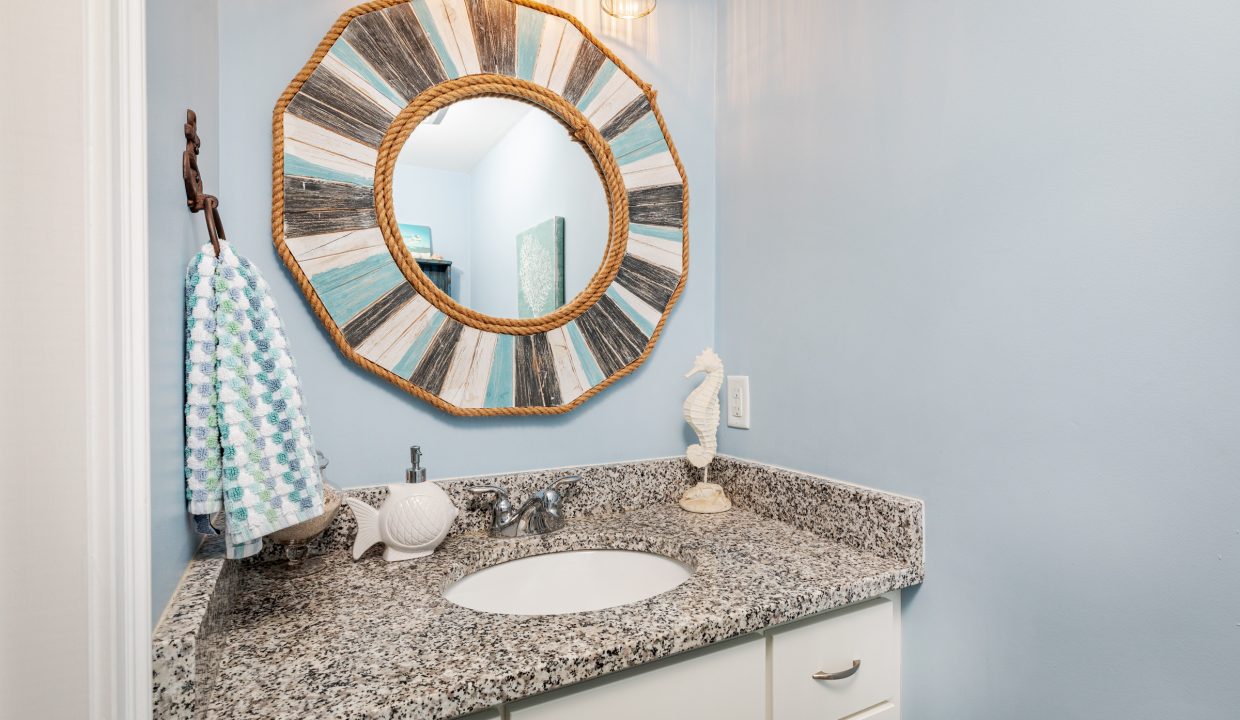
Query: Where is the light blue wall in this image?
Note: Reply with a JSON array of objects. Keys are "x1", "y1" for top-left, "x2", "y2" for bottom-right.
[
  {"x1": 392, "y1": 164, "x2": 472, "y2": 304},
  {"x1": 715, "y1": 0, "x2": 1240, "y2": 716},
  {"x1": 148, "y1": 0, "x2": 219, "y2": 626},
  {"x1": 215, "y1": 0, "x2": 716, "y2": 486},
  {"x1": 468, "y1": 108, "x2": 610, "y2": 317}
]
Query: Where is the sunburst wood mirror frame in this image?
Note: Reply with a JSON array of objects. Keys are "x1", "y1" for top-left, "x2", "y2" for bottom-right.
[{"x1": 273, "y1": 0, "x2": 688, "y2": 416}]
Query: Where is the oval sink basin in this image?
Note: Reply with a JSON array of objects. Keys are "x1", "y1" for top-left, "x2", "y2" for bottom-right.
[{"x1": 443, "y1": 549, "x2": 693, "y2": 615}]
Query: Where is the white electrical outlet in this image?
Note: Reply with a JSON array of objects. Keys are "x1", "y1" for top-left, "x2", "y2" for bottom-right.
[{"x1": 726, "y1": 375, "x2": 750, "y2": 429}]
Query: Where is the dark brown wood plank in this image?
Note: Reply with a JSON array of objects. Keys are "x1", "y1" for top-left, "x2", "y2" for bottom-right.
[
  {"x1": 562, "y1": 41, "x2": 605, "y2": 106},
  {"x1": 616, "y1": 253, "x2": 679, "y2": 311},
  {"x1": 383, "y1": 3, "x2": 448, "y2": 89},
  {"x1": 284, "y1": 176, "x2": 374, "y2": 213},
  {"x1": 514, "y1": 333, "x2": 561, "y2": 407},
  {"x1": 343, "y1": 5, "x2": 444, "y2": 102},
  {"x1": 294, "y1": 68, "x2": 394, "y2": 147},
  {"x1": 410, "y1": 320, "x2": 464, "y2": 394},
  {"x1": 287, "y1": 92, "x2": 386, "y2": 148},
  {"x1": 628, "y1": 183, "x2": 683, "y2": 227},
  {"x1": 284, "y1": 210, "x2": 378, "y2": 239},
  {"x1": 341, "y1": 282, "x2": 417, "y2": 347},
  {"x1": 466, "y1": 0, "x2": 516, "y2": 76},
  {"x1": 600, "y1": 95, "x2": 650, "y2": 141},
  {"x1": 576, "y1": 295, "x2": 647, "y2": 377}
]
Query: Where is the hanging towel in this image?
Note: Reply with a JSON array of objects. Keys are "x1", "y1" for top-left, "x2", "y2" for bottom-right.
[{"x1": 184, "y1": 241, "x2": 324, "y2": 559}]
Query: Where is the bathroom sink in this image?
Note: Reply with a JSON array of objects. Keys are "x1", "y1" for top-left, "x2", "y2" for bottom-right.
[{"x1": 443, "y1": 550, "x2": 693, "y2": 615}]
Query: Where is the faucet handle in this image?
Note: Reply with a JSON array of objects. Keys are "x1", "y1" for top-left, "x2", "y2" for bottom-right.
[
  {"x1": 550, "y1": 474, "x2": 580, "y2": 493},
  {"x1": 542, "y1": 474, "x2": 580, "y2": 514},
  {"x1": 469, "y1": 485, "x2": 511, "y2": 508}
]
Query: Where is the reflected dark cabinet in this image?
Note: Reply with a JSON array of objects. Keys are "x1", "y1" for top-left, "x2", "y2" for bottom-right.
[{"x1": 416, "y1": 258, "x2": 453, "y2": 299}]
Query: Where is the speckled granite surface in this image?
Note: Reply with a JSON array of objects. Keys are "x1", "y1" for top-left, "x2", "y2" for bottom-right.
[{"x1": 153, "y1": 456, "x2": 924, "y2": 720}]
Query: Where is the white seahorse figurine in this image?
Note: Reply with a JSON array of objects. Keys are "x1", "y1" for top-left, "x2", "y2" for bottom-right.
[{"x1": 680, "y1": 348, "x2": 731, "y2": 513}]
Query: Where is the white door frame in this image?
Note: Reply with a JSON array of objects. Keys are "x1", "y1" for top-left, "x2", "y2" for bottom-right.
[{"x1": 85, "y1": 0, "x2": 152, "y2": 716}]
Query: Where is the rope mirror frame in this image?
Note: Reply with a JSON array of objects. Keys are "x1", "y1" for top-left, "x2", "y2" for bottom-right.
[
  {"x1": 373, "y1": 75, "x2": 628, "y2": 334},
  {"x1": 272, "y1": 0, "x2": 688, "y2": 416}
]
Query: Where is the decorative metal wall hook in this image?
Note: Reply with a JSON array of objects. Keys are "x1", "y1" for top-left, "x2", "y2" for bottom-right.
[{"x1": 182, "y1": 109, "x2": 225, "y2": 256}]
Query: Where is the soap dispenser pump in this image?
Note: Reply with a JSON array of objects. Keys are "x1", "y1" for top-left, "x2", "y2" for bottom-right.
[
  {"x1": 345, "y1": 444, "x2": 458, "y2": 561},
  {"x1": 407, "y1": 445, "x2": 427, "y2": 484}
]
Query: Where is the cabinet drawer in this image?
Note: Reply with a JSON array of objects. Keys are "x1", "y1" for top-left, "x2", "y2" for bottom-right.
[{"x1": 770, "y1": 597, "x2": 896, "y2": 720}]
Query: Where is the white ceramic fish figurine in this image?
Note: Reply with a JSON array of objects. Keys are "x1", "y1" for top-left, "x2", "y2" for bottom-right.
[
  {"x1": 345, "y1": 483, "x2": 458, "y2": 562},
  {"x1": 683, "y1": 348, "x2": 724, "y2": 469}
]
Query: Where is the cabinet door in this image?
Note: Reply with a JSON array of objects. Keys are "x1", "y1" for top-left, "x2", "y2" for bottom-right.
[
  {"x1": 770, "y1": 597, "x2": 897, "y2": 720},
  {"x1": 508, "y1": 635, "x2": 765, "y2": 720}
]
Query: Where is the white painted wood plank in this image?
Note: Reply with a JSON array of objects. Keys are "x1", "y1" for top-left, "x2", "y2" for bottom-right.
[
  {"x1": 283, "y1": 112, "x2": 378, "y2": 167},
  {"x1": 546, "y1": 25, "x2": 584, "y2": 95},
  {"x1": 618, "y1": 148, "x2": 676, "y2": 173},
  {"x1": 286, "y1": 227, "x2": 388, "y2": 276},
  {"x1": 531, "y1": 16, "x2": 566, "y2": 87},
  {"x1": 546, "y1": 326, "x2": 589, "y2": 403},
  {"x1": 364, "y1": 295, "x2": 437, "y2": 371},
  {"x1": 319, "y1": 53, "x2": 404, "y2": 117},
  {"x1": 612, "y1": 281, "x2": 662, "y2": 329},
  {"x1": 439, "y1": 326, "x2": 483, "y2": 406},
  {"x1": 622, "y1": 163, "x2": 683, "y2": 191},
  {"x1": 584, "y1": 71, "x2": 642, "y2": 126},
  {"x1": 440, "y1": 0, "x2": 481, "y2": 77},
  {"x1": 628, "y1": 230, "x2": 683, "y2": 273},
  {"x1": 457, "y1": 331, "x2": 499, "y2": 408},
  {"x1": 285, "y1": 137, "x2": 375, "y2": 181},
  {"x1": 355, "y1": 294, "x2": 433, "y2": 366},
  {"x1": 420, "y1": 0, "x2": 468, "y2": 78}
]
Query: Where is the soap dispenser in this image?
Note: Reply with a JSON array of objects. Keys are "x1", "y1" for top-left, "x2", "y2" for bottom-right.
[{"x1": 344, "y1": 446, "x2": 459, "y2": 561}]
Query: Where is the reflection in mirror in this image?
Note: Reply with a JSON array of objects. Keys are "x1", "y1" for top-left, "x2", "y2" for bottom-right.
[{"x1": 393, "y1": 97, "x2": 609, "y2": 319}]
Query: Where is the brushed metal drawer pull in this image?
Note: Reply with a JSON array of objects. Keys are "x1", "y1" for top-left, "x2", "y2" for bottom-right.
[{"x1": 812, "y1": 659, "x2": 860, "y2": 681}]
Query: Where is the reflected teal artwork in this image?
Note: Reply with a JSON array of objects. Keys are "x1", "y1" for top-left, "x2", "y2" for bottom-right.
[
  {"x1": 516, "y1": 217, "x2": 565, "y2": 318},
  {"x1": 398, "y1": 223, "x2": 433, "y2": 257}
]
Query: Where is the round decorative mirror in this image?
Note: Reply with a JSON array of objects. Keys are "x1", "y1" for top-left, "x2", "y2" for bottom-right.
[
  {"x1": 273, "y1": 0, "x2": 687, "y2": 415},
  {"x1": 391, "y1": 96, "x2": 610, "y2": 319}
]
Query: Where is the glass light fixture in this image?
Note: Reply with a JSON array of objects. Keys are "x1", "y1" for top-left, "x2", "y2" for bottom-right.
[{"x1": 601, "y1": 0, "x2": 656, "y2": 20}]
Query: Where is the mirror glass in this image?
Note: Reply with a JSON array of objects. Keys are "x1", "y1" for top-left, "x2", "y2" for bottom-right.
[{"x1": 392, "y1": 97, "x2": 610, "y2": 319}]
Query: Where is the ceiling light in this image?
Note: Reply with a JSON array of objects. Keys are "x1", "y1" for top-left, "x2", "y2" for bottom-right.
[{"x1": 601, "y1": 0, "x2": 656, "y2": 20}]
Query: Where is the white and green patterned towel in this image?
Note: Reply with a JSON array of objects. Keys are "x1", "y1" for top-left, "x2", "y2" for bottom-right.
[{"x1": 184, "y1": 241, "x2": 324, "y2": 559}]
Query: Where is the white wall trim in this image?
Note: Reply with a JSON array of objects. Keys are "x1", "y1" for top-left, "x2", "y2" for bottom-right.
[{"x1": 84, "y1": 0, "x2": 151, "y2": 717}]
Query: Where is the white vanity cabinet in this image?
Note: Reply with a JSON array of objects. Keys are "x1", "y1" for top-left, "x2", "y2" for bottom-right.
[
  {"x1": 507, "y1": 635, "x2": 765, "y2": 720},
  {"x1": 490, "y1": 593, "x2": 901, "y2": 720}
]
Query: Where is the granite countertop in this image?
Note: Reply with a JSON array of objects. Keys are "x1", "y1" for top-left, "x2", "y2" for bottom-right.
[{"x1": 154, "y1": 457, "x2": 925, "y2": 720}]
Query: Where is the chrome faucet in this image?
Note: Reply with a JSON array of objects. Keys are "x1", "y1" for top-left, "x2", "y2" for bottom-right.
[{"x1": 470, "y1": 475, "x2": 580, "y2": 537}]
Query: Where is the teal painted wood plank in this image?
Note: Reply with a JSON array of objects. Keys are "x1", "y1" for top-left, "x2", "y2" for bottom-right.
[
  {"x1": 577, "y1": 61, "x2": 618, "y2": 110},
  {"x1": 610, "y1": 113, "x2": 668, "y2": 164},
  {"x1": 484, "y1": 334, "x2": 515, "y2": 407},
  {"x1": 285, "y1": 154, "x2": 373, "y2": 187},
  {"x1": 630, "y1": 222, "x2": 683, "y2": 242},
  {"x1": 565, "y1": 321, "x2": 605, "y2": 387},
  {"x1": 515, "y1": 6, "x2": 544, "y2": 81},
  {"x1": 606, "y1": 287, "x2": 655, "y2": 337},
  {"x1": 310, "y1": 254, "x2": 405, "y2": 325},
  {"x1": 330, "y1": 39, "x2": 406, "y2": 107},
  {"x1": 392, "y1": 311, "x2": 446, "y2": 378},
  {"x1": 412, "y1": 0, "x2": 462, "y2": 79}
]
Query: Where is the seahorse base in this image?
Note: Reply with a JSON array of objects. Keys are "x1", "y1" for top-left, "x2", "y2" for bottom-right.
[{"x1": 679, "y1": 482, "x2": 733, "y2": 514}]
